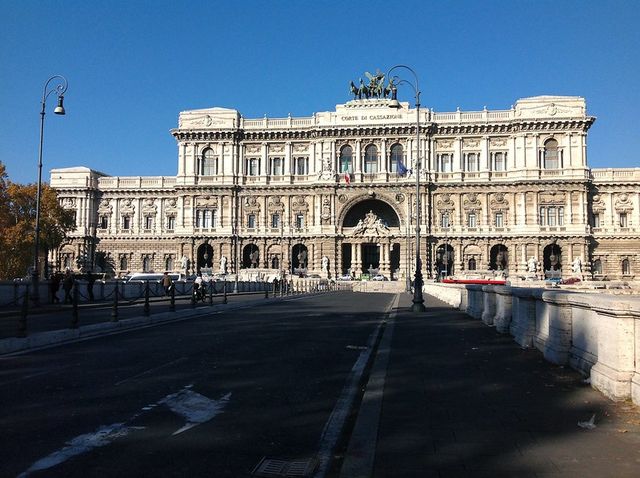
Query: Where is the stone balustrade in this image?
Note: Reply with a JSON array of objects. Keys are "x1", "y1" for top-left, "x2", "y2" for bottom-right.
[{"x1": 424, "y1": 282, "x2": 640, "y2": 405}]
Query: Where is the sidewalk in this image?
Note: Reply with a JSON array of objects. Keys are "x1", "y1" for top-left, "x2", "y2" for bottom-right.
[{"x1": 347, "y1": 293, "x2": 640, "y2": 478}]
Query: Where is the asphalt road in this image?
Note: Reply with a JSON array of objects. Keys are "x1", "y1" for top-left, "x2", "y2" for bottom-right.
[{"x1": 0, "y1": 291, "x2": 395, "y2": 478}]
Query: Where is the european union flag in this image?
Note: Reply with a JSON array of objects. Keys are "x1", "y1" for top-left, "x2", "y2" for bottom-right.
[{"x1": 396, "y1": 159, "x2": 408, "y2": 176}]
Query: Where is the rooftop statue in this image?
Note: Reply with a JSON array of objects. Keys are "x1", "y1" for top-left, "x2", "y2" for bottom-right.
[{"x1": 349, "y1": 69, "x2": 392, "y2": 100}]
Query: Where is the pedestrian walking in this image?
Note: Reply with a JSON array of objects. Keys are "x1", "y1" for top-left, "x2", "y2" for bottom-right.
[
  {"x1": 87, "y1": 271, "x2": 95, "y2": 301},
  {"x1": 49, "y1": 273, "x2": 62, "y2": 304},
  {"x1": 162, "y1": 272, "x2": 173, "y2": 296},
  {"x1": 62, "y1": 270, "x2": 75, "y2": 304}
]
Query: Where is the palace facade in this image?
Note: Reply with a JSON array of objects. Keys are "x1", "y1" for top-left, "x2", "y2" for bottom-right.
[{"x1": 50, "y1": 93, "x2": 640, "y2": 281}]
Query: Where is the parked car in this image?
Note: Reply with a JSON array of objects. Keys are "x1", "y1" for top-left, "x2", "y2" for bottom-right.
[
  {"x1": 125, "y1": 272, "x2": 185, "y2": 283},
  {"x1": 337, "y1": 274, "x2": 352, "y2": 281},
  {"x1": 371, "y1": 274, "x2": 388, "y2": 281}
]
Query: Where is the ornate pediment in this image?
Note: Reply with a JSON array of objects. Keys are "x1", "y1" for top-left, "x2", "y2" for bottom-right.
[
  {"x1": 292, "y1": 196, "x2": 309, "y2": 212},
  {"x1": 98, "y1": 198, "x2": 112, "y2": 215},
  {"x1": 614, "y1": 193, "x2": 634, "y2": 212},
  {"x1": 196, "y1": 196, "x2": 219, "y2": 208},
  {"x1": 142, "y1": 198, "x2": 157, "y2": 214},
  {"x1": 120, "y1": 198, "x2": 135, "y2": 215},
  {"x1": 539, "y1": 191, "x2": 566, "y2": 205},
  {"x1": 268, "y1": 196, "x2": 284, "y2": 212},
  {"x1": 463, "y1": 193, "x2": 481, "y2": 209}
]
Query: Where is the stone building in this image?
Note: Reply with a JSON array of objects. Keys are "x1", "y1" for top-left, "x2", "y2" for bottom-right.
[{"x1": 49, "y1": 89, "x2": 640, "y2": 281}]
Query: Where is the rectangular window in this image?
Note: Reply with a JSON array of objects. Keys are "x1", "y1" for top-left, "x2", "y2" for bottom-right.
[
  {"x1": 295, "y1": 214, "x2": 304, "y2": 229},
  {"x1": 248, "y1": 214, "x2": 256, "y2": 228},
  {"x1": 440, "y1": 212, "x2": 450, "y2": 228},
  {"x1": 558, "y1": 207, "x2": 564, "y2": 226},
  {"x1": 167, "y1": 216, "x2": 175, "y2": 230},
  {"x1": 122, "y1": 216, "x2": 130, "y2": 230},
  {"x1": 539, "y1": 207, "x2": 546, "y2": 226},
  {"x1": 144, "y1": 216, "x2": 153, "y2": 230},
  {"x1": 296, "y1": 157, "x2": 308, "y2": 175},
  {"x1": 593, "y1": 213, "x2": 600, "y2": 228},
  {"x1": 467, "y1": 153, "x2": 478, "y2": 172},
  {"x1": 494, "y1": 152, "x2": 506, "y2": 171},
  {"x1": 270, "y1": 157, "x2": 283, "y2": 176},
  {"x1": 439, "y1": 154, "x2": 453, "y2": 172},
  {"x1": 100, "y1": 216, "x2": 108, "y2": 229},
  {"x1": 271, "y1": 214, "x2": 280, "y2": 228},
  {"x1": 495, "y1": 212, "x2": 503, "y2": 228},
  {"x1": 620, "y1": 212, "x2": 628, "y2": 227},
  {"x1": 248, "y1": 158, "x2": 259, "y2": 176},
  {"x1": 548, "y1": 207, "x2": 557, "y2": 226},
  {"x1": 467, "y1": 212, "x2": 477, "y2": 228}
]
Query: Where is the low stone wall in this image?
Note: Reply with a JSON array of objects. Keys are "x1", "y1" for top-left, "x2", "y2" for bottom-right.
[{"x1": 424, "y1": 282, "x2": 640, "y2": 405}]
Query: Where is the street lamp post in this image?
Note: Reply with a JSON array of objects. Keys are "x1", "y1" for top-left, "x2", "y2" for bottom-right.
[
  {"x1": 388, "y1": 65, "x2": 426, "y2": 312},
  {"x1": 33, "y1": 75, "x2": 68, "y2": 304}
]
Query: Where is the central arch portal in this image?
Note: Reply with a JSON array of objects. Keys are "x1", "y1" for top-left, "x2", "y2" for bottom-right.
[{"x1": 340, "y1": 198, "x2": 403, "y2": 280}]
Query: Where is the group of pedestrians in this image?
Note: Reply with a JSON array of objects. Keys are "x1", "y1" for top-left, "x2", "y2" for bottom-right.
[{"x1": 48, "y1": 270, "x2": 95, "y2": 304}]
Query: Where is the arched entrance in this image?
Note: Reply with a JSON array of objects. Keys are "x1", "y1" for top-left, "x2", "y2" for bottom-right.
[
  {"x1": 489, "y1": 244, "x2": 508, "y2": 272},
  {"x1": 197, "y1": 243, "x2": 213, "y2": 272},
  {"x1": 292, "y1": 244, "x2": 308, "y2": 274},
  {"x1": 242, "y1": 244, "x2": 260, "y2": 268},
  {"x1": 436, "y1": 243, "x2": 454, "y2": 278},
  {"x1": 341, "y1": 198, "x2": 401, "y2": 280},
  {"x1": 543, "y1": 243, "x2": 562, "y2": 275}
]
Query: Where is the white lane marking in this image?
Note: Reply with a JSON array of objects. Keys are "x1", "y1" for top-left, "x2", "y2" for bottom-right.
[
  {"x1": 18, "y1": 423, "x2": 144, "y2": 478},
  {"x1": 18, "y1": 385, "x2": 231, "y2": 477},
  {"x1": 313, "y1": 323, "x2": 383, "y2": 478},
  {"x1": 161, "y1": 389, "x2": 232, "y2": 435}
]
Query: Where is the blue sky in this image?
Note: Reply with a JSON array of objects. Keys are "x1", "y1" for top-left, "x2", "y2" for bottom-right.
[{"x1": 1, "y1": 0, "x2": 639, "y2": 184}]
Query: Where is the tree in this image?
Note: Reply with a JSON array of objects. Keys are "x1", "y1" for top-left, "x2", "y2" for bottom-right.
[{"x1": 0, "y1": 161, "x2": 76, "y2": 280}]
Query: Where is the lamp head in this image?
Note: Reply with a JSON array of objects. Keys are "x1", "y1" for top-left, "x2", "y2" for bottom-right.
[
  {"x1": 389, "y1": 85, "x2": 400, "y2": 108},
  {"x1": 54, "y1": 95, "x2": 66, "y2": 115}
]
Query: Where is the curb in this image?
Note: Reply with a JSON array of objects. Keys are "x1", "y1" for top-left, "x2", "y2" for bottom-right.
[{"x1": 339, "y1": 293, "x2": 401, "y2": 477}]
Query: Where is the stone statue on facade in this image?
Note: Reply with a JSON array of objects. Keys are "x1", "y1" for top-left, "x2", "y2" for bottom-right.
[
  {"x1": 297, "y1": 250, "x2": 308, "y2": 269},
  {"x1": 250, "y1": 250, "x2": 259, "y2": 268},
  {"x1": 527, "y1": 257, "x2": 538, "y2": 274},
  {"x1": 572, "y1": 256, "x2": 582, "y2": 275},
  {"x1": 220, "y1": 255, "x2": 227, "y2": 274},
  {"x1": 181, "y1": 255, "x2": 189, "y2": 273},
  {"x1": 322, "y1": 255, "x2": 329, "y2": 273},
  {"x1": 353, "y1": 210, "x2": 390, "y2": 236}
]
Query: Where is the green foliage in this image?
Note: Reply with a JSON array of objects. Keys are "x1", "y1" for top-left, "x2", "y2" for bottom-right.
[{"x1": 0, "y1": 161, "x2": 76, "y2": 280}]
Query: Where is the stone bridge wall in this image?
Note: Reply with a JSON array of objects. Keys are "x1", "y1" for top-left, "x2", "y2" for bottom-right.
[{"x1": 424, "y1": 282, "x2": 640, "y2": 406}]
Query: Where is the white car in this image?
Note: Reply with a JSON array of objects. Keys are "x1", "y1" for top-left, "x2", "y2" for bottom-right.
[
  {"x1": 337, "y1": 274, "x2": 352, "y2": 281},
  {"x1": 371, "y1": 274, "x2": 388, "y2": 281}
]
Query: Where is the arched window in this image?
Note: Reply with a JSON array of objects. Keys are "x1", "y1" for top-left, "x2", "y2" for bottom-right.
[
  {"x1": 390, "y1": 144, "x2": 404, "y2": 173},
  {"x1": 592, "y1": 259, "x2": 602, "y2": 275},
  {"x1": 364, "y1": 145, "x2": 378, "y2": 173},
  {"x1": 201, "y1": 148, "x2": 217, "y2": 175},
  {"x1": 468, "y1": 258, "x2": 477, "y2": 270},
  {"x1": 544, "y1": 139, "x2": 559, "y2": 169},
  {"x1": 120, "y1": 256, "x2": 128, "y2": 271},
  {"x1": 340, "y1": 146, "x2": 353, "y2": 173},
  {"x1": 622, "y1": 259, "x2": 631, "y2": 275}
]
